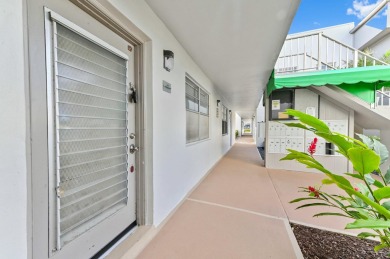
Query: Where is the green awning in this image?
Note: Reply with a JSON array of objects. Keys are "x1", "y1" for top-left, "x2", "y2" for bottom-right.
[{"x1": 267, "y1": 66, "x2": 390, "y2": 103}]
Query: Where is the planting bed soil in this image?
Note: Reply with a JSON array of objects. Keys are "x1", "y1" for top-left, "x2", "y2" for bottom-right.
[{"x1": 291, "y1": 223, "x2": 390, "y2": 259}]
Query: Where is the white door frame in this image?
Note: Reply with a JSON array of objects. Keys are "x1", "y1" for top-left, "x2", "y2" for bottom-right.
[
  {"x1": 45, "y1": 9, "x2": 139, "y2": 255},
  {"x1": 67, "y1": 0, "x2": 154, "y2": 228}
]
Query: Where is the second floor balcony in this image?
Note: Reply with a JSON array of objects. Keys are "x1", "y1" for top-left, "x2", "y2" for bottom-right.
[{"x1": 275, "y1": 32, "x2": 388, "y2": 75}]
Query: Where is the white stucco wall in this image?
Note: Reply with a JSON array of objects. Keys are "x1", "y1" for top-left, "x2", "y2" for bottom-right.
[
  {"x1": 265, "y1": 90, "x2": 351, "y2": 174},
  {"x1": 368, "y1": 35, "x2": 390, "y2": 59},
  {"x1": 235, "y1": 113, "x2": 242, "y2": 137},
  {"x1": 353, "y1": 25, "x2": 381, "y2": 50},
  {"x1": 230, "y1": 112, "x2": 237, "y2": 145},
  {"x1": 0, "y1": 0, "x2": 28, "y2": 258},
  {"x1": 256, "y1": 97, "x2": 265, "y2": 123},
  {"x1": 256, "y1": 99, "x2": 265, "y2": 147},
  {"x1": 108, "y1": 0, "x2": 232, "y2": 225}
]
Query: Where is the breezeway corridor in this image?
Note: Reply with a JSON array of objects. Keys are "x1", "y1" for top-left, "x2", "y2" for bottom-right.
[{"x1": 118, "y1": 136, "x2": 355, "y2": 258}]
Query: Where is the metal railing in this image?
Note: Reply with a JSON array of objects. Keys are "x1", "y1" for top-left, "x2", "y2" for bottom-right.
[
  {"x1": 275, "y1": 32, "x2": 389, "y2": 75},
  {"x1": 376, "y1": 89, "x2": 390, "y2": 107}
]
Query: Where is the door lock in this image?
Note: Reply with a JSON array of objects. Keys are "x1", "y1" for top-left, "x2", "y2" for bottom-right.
[
  {"x1": 129, "y1": 144, "x2": 139, "y2": 154},
  {"x1": 129, "y1": 133, "x2": 135, "y2": 139},
  {"x1": 129, "y1": 83, "x2": 137, "y2": 103}
]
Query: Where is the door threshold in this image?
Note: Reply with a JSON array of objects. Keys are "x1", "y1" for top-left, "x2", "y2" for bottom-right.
[
  {"x1": 92, "y1": 221, "x2": 138, "y2": 258},
  {"x1": 102, "y1": 225, "x2": 155, "y2": 259}
]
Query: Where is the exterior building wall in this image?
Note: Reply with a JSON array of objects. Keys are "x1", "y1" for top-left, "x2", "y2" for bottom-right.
[
  {"x1": 256, "y1": 98, "x2": 266, "y2": 147},
  {"x1": 368, "y1": 36, "x2": 390, "y2": 59},
  {"x1": 265, "y1": 89, "x2": 351, "y2": 174},
  {"x1": 4, "y1": 1, "x2": 389, "y2": 257},
  {"x1": 0, "y1": 0, "x2": 29, "y2": 258},
  {"x1": 107, "y1": 0, "x2": 232, "y2": 226},
  {"x1": 2, "y1": 0, "x2": 235, "y2": 257},
  {"x1": 355, "y1": 27, "x2": 390, "y2": 174},
  {"x1": 353, "y1": 25, "x2": 381, "y2": 50},
  {"x1": 235, "y1": 113, "x2": 242, "y2": 137},
  {"x1": 294, "y1": 89, "x2": 319, "y2": 116},
  {"x1": 230, "y1": 112, "x2": 238, "y2": 145},
  {"x1": 252, "y1": 117, "x2": 257, "y2": 141},
  {"x1": 271, "y1": 20, "x2": 390, "y2": 193}
]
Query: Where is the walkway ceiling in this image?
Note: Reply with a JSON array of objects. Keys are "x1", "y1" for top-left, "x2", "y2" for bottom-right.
[{"x1": 145, "y1": 0, "x2": 300, "y2": 119}]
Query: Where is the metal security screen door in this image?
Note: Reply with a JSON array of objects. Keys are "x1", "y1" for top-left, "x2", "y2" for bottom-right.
[{"x1": 46, "y1": 12, "x2": 136, "y2": 256}]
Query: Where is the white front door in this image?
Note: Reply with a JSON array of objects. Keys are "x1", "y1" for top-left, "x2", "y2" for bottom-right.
[{"x1": 45, "y1": 11, "x2": 136, "y2": 258}]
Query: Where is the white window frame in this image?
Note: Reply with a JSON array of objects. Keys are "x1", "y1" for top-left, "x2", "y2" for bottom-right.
[{"x1": 185, "y1": 74, "x2": 210, "y2": 144}]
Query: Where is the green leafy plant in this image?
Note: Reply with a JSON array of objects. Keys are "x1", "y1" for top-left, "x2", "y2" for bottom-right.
[
  {"x1": 347, "y1": 48, "x2": 390, "y2": 69},
  {"x1": 381, "y1": 50, "x2": 390, "y2": 65},
  {"x1": 235, "y1": 130, "x2": 239, "y2": 139},
  {"x1": 358, "y1": 48, "x2": 376, "y2": 67},
  {"x1": 348, "y1": 48, "x2": 376, "y2": 67},
  {"x1": 282, "y1": 109, "x2": 390, "y2": 253}
]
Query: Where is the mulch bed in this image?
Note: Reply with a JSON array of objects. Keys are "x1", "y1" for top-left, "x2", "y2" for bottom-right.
[{"x1": 291, "y1": 223, "x2": 390, "y2": 258}]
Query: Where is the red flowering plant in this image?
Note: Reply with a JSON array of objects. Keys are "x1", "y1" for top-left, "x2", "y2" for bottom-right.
[
  {"x1": 281, "y1": 109, "x2": 390, "y2": 254},
  {"x1": 308, "y1": 138, "x2": 318, "y2": 156},
  {"x1": 308, "y1": 185, "x2": 320, "y2": 198}
]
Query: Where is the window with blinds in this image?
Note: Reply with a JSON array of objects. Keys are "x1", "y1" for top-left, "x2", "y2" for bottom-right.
[
  {"x1": 222, "y1": 105, "x2": 228, "y2": 135},
  {"x1": 185, "y1": 76, "x2": 209, "y2": 143},
  {"x1": 52, "y1": 23, "x2": 129, "y2": 247}
]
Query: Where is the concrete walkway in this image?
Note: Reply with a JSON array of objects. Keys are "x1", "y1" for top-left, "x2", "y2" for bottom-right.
[{"x1": 129, "y1": 136, "x2": 355, "y2": 258}]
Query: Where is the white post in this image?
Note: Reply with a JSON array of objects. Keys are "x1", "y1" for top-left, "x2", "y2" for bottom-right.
[
  {"x1": 354, "y1": 50, "x2": 358, "y2": 67},
  {"x1": 387, "y1": 2, "x2": 390, "y2": 28},
  {"x1": 339, "y1": 45, "x2": 342, "y2": 68},
  {"x1": 303, "y1": 37, "x2": 306, "y2": 71},
  {"x1": 325, "y1": 38, "x2": 328, "y2": 69},
  {"x1": 317, "y1": 33, "x2": 322, "y2": 70}
]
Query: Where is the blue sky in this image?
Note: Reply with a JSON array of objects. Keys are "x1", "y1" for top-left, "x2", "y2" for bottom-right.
[{"x1": 289, "y1": 0, "x2": 388, "y2": 34}]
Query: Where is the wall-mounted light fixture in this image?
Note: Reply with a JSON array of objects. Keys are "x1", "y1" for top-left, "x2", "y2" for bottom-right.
[
  {"x1": 229, "y1": 110, "x2": 232, "y2": 114},
  {"x1": 163, "y1": 50, "x2": 174, "y2": 72},
  {"x1": 217, "y1": 100, "x2": 221, "y2": 106}
]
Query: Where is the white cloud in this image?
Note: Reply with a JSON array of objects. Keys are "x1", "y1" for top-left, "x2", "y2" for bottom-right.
[
  {"x1": 346, "y1": 0, "x2": 387, "y2": 19},
  {"x1": 382, "y1": 6, "x2": 389, "y2": 16},
  {"x1": 313, "y1": 21, "x2": 320, "y2": 26}
]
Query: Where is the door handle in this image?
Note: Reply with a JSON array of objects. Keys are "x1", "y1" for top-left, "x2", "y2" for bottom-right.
[{"x1": 129, "y1": 144, "x2": 139, "y2": 154}]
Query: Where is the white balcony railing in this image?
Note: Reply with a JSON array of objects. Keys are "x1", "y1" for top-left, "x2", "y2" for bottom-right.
[{"x1": 275, "y1": 32, "x2": 388, "y2": 75}]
